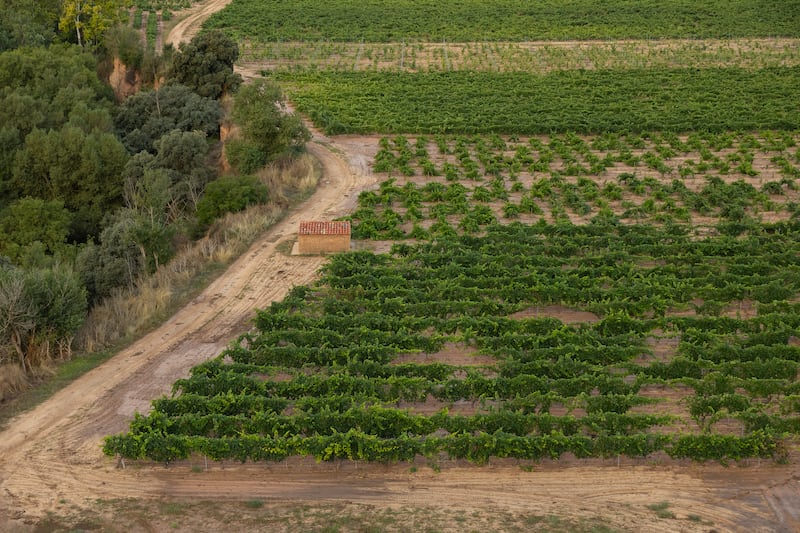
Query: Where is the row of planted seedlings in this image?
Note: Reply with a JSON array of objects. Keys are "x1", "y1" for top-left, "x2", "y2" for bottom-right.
[
  {"x1": 348, "y1": 176, "x2": 798, "y2": 241},
  {"x1": 278, "y1": 68, "x2": 800, "y2": 135},
  {"x1": 105, "y1": 221, "x2": 800, "y2": 465},
  {"x1": 128, "y1": 7, "x2": 171, "y2": 50},
  {"x1": 239, "y1": 38, "x2": 800, "y2": 73},
  {"x1": 353, "y1": 132, "x2": 800, "y2": 236},
  {"x1": 374, "y1": 132, "x2": 800, "y2": 181}
]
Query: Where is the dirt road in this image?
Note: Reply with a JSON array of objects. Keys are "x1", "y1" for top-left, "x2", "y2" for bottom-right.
[{"x1": 165, "y1": 0, "x2": 234, "y2": 49}]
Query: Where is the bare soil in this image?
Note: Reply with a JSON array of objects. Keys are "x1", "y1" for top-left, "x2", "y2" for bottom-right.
[{"x1": 165, "y1": 0, "x2": 234, "y2": 49}]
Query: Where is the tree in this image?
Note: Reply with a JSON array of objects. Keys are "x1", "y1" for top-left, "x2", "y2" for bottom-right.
[
  {"x1": 0, "y1": 44, "x2": 113, "y2": 137},
  {"x1": 114, "y1": 84, "x2": 222, "y2": 154},
  {"x1": 11, "y1": 126, "x2": 128, "y2": 240},
  {"x1": 226, "y1": 79, "x2": 310, "y2": 173},
  {"x1": 0, "y1": 197, "x2": 72, "y2": 264},
  {"x1": 22, "y1": 267, "x2": 87, "y2": 360},
  {"x1": 0, "y1": 0, "x2": 60, "y2": 50},
  {"x1": 0, "y1": 265, "x2": 86, "y2": 368},
  {"x1": 168, "y1": 30, "x2": 241, "y2": 99},
  {"x1": 0, "y1": 268, "x2": 34, "y2": 368},
  {"x1": 0, "y1": 44, "x2": 115, "y2": 197},
  {"x1": 59, "y1": 0, "x2": 121, "y2": 48},
  {"x1": 195, "y1": 175, "x2": 269, "y2": 225},
  {"x1": 103, "y1": 23, "x2": 143, "y2": 69},
  {"x1": 122, "y1": 129, "x2": 215, "y2": 220},
  {"x1": 76, "y1": 209, "x2": 175, "y2": 302}
]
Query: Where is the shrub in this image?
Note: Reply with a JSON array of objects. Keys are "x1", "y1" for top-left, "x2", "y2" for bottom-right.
[{"x1": 196, "y1": 175, "x2": 269, "y2": 225}]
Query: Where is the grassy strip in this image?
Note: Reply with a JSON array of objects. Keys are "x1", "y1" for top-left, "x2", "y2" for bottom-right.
[
  {"x1": 0, "y1": 350, "x2": 113, "y2": 429},
  {"x1": 276, "y1": 67, "x2": 800, "y2": 134},
  {"x1": 207, "y1": 0, "x2": 800, "y2": 41}
]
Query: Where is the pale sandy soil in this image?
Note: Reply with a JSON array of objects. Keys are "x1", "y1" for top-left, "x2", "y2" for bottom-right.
[{"x1": 165, "y1": 0, "x2": 234, "y2": 49}]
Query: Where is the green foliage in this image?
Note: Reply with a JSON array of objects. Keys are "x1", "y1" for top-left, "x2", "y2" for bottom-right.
[
  {"x1": 205, "y1": 0, "x2": 800, "y2": 41},
  {"x1": 104, "y1": 23, "x2": 144, "y2": 68},
  {"x1": 224, "y1": 139, "x2": 268, "y2": 175},
  {"x1": 168, "y1": 29, "x2": 241, "y2": 99},
  {"x1": 279, "y1": 68, "x2": 800, "y2": 134},
  {"x1": 0, "y1": 198, "x2": 72, "y2": 265},
  {"x1": 122, "y1": 129, "x2": 215, "y2": 221},
  {"x1": 0, "y1": 0, "x2": 60, "y2": 50},
  {"x1": 0, "y1": 265, "x2": 87, "y2": 368},
  {"x1": 0, "y1": 44, "x2": 112, "y2": 131},
  {"x1": 59, "y1": 0, "x2": 123, "y2": 47},
  {"x1": 227, "y1": 79, "x2": 310, "y2": 173},
  {"x1": 195, "y1": 175, "x2": 269, "y2": 225},
  {"x1": 106, "y1": 222, "x2": 800, "y2": 464},
  {"x1": 11, "y1": 126, "x2": 128, "y2": 240},
  {"x1": 76, "y1": 209, "x2": 175, "y2": 303},
  {"x1": 0, "y1": 44, "x2": 119, "y2": 240},
  {"x1": 114, "y1": 84, "x2": 221, "y2": 154}
]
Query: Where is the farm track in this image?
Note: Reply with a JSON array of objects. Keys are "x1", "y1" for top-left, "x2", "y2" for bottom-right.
[
  {"x1": 2, "y1": 1, "x2": 800, "y2": 531},
  {"x1": 166, "y1": 0, "x2": 234, "y2": 49}
]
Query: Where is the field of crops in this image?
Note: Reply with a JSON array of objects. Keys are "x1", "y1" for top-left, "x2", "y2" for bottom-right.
[
  {"x1": 240, "y1": 38, "x2": 800, "y2": 73},
  {"x1": 105, "y1": 222, "x2": 800, "y2": 464},
  {"x1": 106, "y1": 1, "x2": 800, "y2": 470},
  {"x1": 207, "y1": 0, "x2": 800, "y2": 42},
  {"x1": 345, "y1": 132, "x2": 800, "y2": 239},
  {"x1": 274, "y1": 68, "x2": 800, "y2": 135}
]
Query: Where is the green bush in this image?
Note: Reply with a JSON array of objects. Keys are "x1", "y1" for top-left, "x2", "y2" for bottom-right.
[
  {"x1": 224, "y1": 139, "x2": 268, "y2": 175},
  {"x1": 196, "y1": 175, "x2": 269, "y2": 225}
]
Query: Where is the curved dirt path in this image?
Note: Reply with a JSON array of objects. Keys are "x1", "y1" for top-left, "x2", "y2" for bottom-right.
[{"x1": 165, "y1": 0, "x2": 234, "y2": 49}]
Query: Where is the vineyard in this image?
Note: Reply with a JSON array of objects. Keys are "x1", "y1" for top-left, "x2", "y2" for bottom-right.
[
  {"x1": 239, "y1": 38, "x2": 800, "y2": 73},
  {"x1": 346, "y1": 132, "x2": 800, "y2": 234},
  {"x1": 274, "y1": 68, "x2": 800, "y2": 135},
  {"x1": 205, "y1": 0, "x2": 800, "y2": 42},
  {"x1": 105, "y1": 220, "x2": 800, "y2": 464},
  {"x1": 106, "y1": 0, "x2": 800, "y2": 502}
]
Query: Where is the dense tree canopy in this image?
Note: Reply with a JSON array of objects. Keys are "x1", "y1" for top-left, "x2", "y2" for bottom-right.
[
  {"x1": 168, "y1": 30, "x2": 242, "y2": 99},
  {"x1": 114, "y1": 84, "x2": 222, "y2": 154},
  {"x1": 0, "y1": 44, "x2": 116, "y2": 202},
  {"x1": 0, "y1": 0, "x2": 60, "y2": 51},
  {"x1": 0, "y1": 198, "x2": 72, "y2": 266},
  {"x1": 11, "y1": 126, "x2": 128, "y2": 240},
  {"x1": 0, "y1": 11, "x2": 240, "y2": 391}
]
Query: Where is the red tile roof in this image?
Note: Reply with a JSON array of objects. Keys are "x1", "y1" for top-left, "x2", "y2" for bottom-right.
[{"x1": 298, "y1": 220, "x2": 351, "y2": 236}]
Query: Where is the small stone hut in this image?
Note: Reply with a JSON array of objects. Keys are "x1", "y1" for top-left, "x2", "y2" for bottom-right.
[{"x1": 297, "y1": 221, "x2": 351, "y2": 254}]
